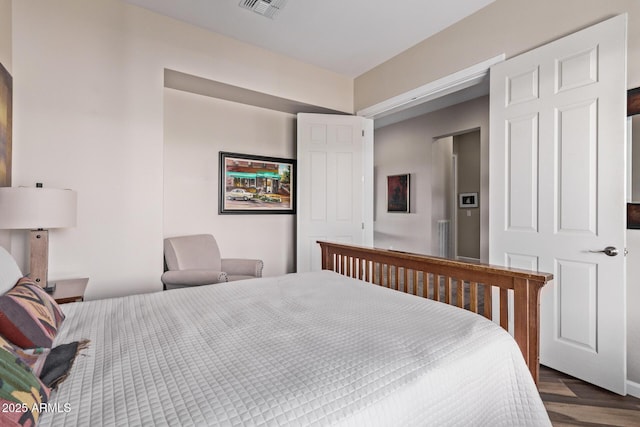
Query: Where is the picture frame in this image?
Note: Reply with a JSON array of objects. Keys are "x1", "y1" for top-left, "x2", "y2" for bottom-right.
[
  {"x1": 219, "y1": 151, "x2": 296, "y2": 214},
  {"x1": 0, "y1": 62, "x2": 12, "y2": 188},
  {"x1": 627, "y1": 203, "x2": 640, "y2": 229},
  {"x1": 459, "y1": 192, "x2": 478, "y2": 208},
  {"x1": 387, "y1": 174, "x2": 410, "y2": 213}
]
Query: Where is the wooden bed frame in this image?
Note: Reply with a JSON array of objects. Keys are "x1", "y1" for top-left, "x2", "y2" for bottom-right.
[{"x1": 318, "y1": 241, "x2": 553, "y2": 385}]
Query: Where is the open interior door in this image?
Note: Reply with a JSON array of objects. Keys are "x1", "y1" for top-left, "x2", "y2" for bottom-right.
[
  {"x1": 490, "y1": 15, "x2": 628, "y2": 393},
  {"x1": 296, "y1": 113, "x2": 373, "y2": 272}
]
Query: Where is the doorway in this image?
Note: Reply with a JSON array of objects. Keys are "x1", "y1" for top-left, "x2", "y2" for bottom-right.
[
  {"x1": 454, "y1": 130, "x2": 481, "y2": 261},
  {"x1": 431, "y1": 129, "x2": 481, "y2": 260}
]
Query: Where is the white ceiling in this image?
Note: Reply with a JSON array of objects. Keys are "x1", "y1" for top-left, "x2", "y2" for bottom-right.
[{"x1": 124, "y1": 0, "x2": 495, "y2": 77}]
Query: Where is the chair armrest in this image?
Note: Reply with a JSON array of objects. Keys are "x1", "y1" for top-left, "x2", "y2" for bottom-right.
[
  {"x1": 161, "y1": 270, "x2": 228, "y2": 286},
  {"x1": 221, "y1": 259, "x2": 264, "y2": 278}
]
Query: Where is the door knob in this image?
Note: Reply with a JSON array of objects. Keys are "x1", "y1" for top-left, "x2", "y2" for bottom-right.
[{"x1": 589, "y1": 246, "x2": 619, "y2": 256}]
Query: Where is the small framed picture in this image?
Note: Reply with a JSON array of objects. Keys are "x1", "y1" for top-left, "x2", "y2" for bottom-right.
[
  {"x1": 628, "y1": 203, "x2": 640, "y2": 229},
  {"x1": 387, "y1": 174, "x2": 410, "y2": 213},
  {"x1": 459, "y1": 192, "x2": 478, "y2": 208}
]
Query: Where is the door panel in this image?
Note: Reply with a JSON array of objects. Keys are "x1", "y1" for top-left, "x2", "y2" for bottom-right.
[
  {"x1": 507, "y1": 113, "x2": 539, "y2": 231},
  {"x1": 490, "y1": 14, "x2": 627, "y2": 393},
  {"x1": 556, "y1": 259, "x2": 597, "y2": 351},
  {"x1": 556, "y1": 100, "x2": 598, "y2": 234}
]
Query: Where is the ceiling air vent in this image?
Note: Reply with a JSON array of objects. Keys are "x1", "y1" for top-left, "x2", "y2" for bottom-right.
[{"x1": 239, "y1": 0, "x2": 288, "y2": 19}]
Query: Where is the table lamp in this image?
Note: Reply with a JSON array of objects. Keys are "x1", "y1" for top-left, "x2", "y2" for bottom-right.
[{"x1": 0, "y1": 185, "x2": 77, "y2": 292}]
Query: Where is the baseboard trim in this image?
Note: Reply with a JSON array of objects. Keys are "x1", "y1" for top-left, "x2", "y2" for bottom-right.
[{"x1": 627, "y1": 379, "x2": 640, "y2": 398}]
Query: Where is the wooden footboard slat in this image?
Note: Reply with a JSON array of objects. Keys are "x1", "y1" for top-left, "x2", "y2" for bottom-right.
[
  {"x1": 394, "y1": 266, "x2": 399, "y2": 290},
  {"x1": 405, "y1": 268, "x2": 410, "y2": 294},
  {"x1": 405, "y1": 269, "x2": 409, "y2": 293},
  {"x1": 444, "y1": 277, "x2": 452, "y2": 304},
  {"x1": 318, "y1": 241, "x2": 552, "y2": 385},
  {"x1": 365, "y1": 260, "x2": 370, "y2": 282},
  {"x1": 483, "y1": 284, "x2": 492, "y2": 320},
  {"x1": 456, "y1": 280, "x2": 464, "y2": 308},
  {"x1": 470, "y1": 282, "x2": 478, "y2": 313},
  {"x1": 424, "y1": 273, "x2": 430, "y2": 299},
  {"x1": 500, "y1": 288, "x2": 509, "y2": 331}
]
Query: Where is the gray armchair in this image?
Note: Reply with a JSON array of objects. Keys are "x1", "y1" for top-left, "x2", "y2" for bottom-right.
[{"x1": 161, "y1": 234, "x2": 264, "y2": 290}]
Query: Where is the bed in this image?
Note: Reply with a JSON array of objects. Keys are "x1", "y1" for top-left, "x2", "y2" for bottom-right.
[
  {"x1": 0, "y1": 243, "x2": 552, "y2": 425},
  {"x1": 32, "y1": 242, "x2": 552, "y2": 426}
]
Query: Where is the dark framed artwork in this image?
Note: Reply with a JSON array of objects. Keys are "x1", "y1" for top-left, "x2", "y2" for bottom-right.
[
  {"x1": 219, "y1": 151, "x2": 296, "y2": 214},
  {"x1": 628, "y1": 87, "x2": 640, "y2": 116},
  {"x1": 0, "y1": 62, "x2": 11, "y2": 188},
  {"x1": 387, "y1": 174, "x2": 410, "y2": 213},
  {"x1": 459, "y1": 192, "x2": 478, "y2": 208},
  {"x1": 628, "y1": 203, "x2": 640, "y2": 229}
]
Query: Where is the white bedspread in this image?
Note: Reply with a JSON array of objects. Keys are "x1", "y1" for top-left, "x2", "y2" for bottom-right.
[{"x1": 39, "y1": 270, "x2": 551, "y2": 426}]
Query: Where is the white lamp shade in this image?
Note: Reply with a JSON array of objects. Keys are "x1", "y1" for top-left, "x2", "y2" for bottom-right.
[{"x1": 0, "y1": 187, "x2": 77, "y2": 229}]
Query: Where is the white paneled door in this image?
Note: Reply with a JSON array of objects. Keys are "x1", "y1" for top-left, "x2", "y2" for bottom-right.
[
  {"x1": 296, "y1": 114, "x2": 373, "y2": 272},
  {"x1": 490, "y1": 15, "x2": 627, "y2": 393}
]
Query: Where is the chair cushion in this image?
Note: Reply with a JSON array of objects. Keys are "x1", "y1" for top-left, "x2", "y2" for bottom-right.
[
  {"x1": 0, "y1": 278, "x2": 65, "y2": 348},
  {"x1": 0, "y1": 247, "x2": 23, "y2": 295},
  {"x1": 161, "y1": 270, "x2": 228, "y2": 287}
]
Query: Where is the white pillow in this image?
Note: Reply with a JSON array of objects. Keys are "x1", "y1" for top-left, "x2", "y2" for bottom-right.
[{"x1": 0, "y1": 246, "x2": 22, "y2": 294}]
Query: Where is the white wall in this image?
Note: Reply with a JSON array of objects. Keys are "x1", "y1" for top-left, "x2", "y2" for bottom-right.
[
  {"x1": 374, "y1": 96, "x2": 489, "y2": 260},
  {"x1": 11, "y1": 0, "x2": 352, "y2": 300},
  {"x1": 163, "y1": 89, "x2": 295, "y2": 277}
]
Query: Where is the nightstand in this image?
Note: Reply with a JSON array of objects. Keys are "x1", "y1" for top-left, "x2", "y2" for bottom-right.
[{"x1": 51, "y1": 278, "x2": 88, "y2": 304}]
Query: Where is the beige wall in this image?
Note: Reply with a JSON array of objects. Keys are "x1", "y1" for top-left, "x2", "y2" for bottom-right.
[
  {"x1": 0, "y1": 0, "x2": 10, "y2": 72},
  {"x1": 355, "y1": 0, "x2": 640, "y2": 110},
  {"x1": 11, "y1": 0, "x2": 352, "y2": 300},
  {"x1": 163, "y1": 89, "x2": 296, "y2": 277},
  {"x1": 374, "y1": 97, "x2": 489, "y2": 259},
  {"x1": 0, "y1": 0, "x2": 10, "y2": 251},
  {"x1": 454, "y1": 131, "x2": 481, "y2": 260}
]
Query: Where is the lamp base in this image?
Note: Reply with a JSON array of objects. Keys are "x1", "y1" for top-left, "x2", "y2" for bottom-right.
[
  {"x1": 29, "y1": 229, "x2": 49, "y2": 289},
  {"x1": 43, "y1": 282, "x2": 56, "y2": 294}
]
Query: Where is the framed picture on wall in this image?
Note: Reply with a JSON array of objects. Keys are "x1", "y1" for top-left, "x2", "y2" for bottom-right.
[
  {"x1": 459, "y1": 192, "x2": 478, "y2": 208},
  {"x1": 0, "y1": 62, "x2": 12, "y2": 188},
  {"x1": 387, "y1": 174, "x2": 410, "y2": 213},
  {"x1": 628, "y1": 203, "x2": 640, "y2": 229},
  {"x1": 219, "y1": 151, "x2": 296, "y2": 214}
]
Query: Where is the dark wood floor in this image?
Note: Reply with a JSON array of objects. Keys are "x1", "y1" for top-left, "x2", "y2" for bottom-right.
[{"x1": 539, "y1": 366, "x2": 640, "y2": 426}]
